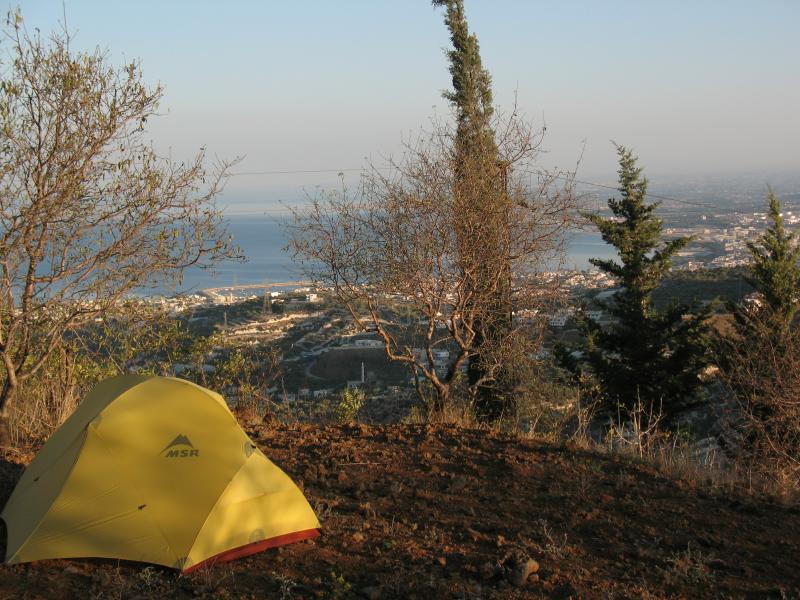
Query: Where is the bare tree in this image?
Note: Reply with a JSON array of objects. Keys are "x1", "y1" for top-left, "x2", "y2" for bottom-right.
[
  {"x1": 289, "y1": 114, "x2": 575, "y2": 418},
  {"x1": 0, "y1": 15, "x2": 239, "y2": 439},
  {"x1": 720, "y1": 315, "x2": 800, "y2": 490}
]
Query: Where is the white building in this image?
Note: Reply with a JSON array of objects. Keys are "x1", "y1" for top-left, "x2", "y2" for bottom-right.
[{"x1": 354, "y1": 339, "x2": 383, "y2": 348}]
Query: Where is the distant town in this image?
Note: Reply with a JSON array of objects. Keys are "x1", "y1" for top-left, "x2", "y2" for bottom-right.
[{"x1": 135, "y1": 182, "x2": 799, "y2": 414}]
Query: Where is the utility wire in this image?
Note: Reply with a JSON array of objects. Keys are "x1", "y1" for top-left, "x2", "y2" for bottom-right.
[
  {"x1": 565, "y1": 176, "x2": 739, "y2": 214},
  {"x1": 228, "y1": 168, "x2": 365, "y2": 176},
  {"x1": 227, "y1": 165, "x2": 746, "y2": 216}
]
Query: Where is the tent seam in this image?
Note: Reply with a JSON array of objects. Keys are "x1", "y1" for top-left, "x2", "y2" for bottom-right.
[{"x1": 183, "y1": 453, "x2": 252, "y2": 569}]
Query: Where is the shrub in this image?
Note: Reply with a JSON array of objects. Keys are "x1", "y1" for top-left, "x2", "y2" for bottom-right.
[{"x1": 335, "y1": 389, "x2": 365, "y2": 423}]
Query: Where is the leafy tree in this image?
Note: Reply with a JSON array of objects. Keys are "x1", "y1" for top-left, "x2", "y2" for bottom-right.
[
  {"x1": 0, "y1": 15, "x2": 238, "y2": 441},
  {"x1": 565, "y1": 145, "x2": 712, "y2": 424}
]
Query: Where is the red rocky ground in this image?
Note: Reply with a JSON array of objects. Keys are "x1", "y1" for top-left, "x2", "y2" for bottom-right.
[{"x1": 1, "y1": 422, "x2": 799, "y2": 599}]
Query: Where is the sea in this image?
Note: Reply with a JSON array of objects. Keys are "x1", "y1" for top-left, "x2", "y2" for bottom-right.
[{"x1": 156, "y1": 214, "x2": 616, "y2": 296}]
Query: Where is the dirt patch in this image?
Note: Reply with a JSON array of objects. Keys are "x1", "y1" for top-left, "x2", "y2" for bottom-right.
[
  {"x1": 1, "y1": 423, "x2": 798, "y2": 599},
  {"x1": 310, "y1": 348, "x2": 408, "y2": 384}
]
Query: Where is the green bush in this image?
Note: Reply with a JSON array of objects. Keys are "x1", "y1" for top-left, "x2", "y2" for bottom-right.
[{"x1": 335, "y1": 389, "x2": 365, "y2": 423}]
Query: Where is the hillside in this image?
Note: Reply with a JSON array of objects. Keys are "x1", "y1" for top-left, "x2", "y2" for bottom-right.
[{"x1": 1, "y1": 422, "x2": 798, "y2": 599}]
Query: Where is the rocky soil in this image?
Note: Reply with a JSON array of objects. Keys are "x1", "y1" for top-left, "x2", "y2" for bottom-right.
[{"x1": 1, "y1": 422, "x2": 799, "y2": 599}]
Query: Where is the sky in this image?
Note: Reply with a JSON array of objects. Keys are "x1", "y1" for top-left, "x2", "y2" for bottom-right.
[{"x1": 11, "y1": 0, "x2": 800, "y2": 212}]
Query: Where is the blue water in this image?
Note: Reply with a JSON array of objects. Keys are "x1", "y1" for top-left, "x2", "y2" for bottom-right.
[{"x1": 157, "y1": 215, "x2": 616, "y2": 295}]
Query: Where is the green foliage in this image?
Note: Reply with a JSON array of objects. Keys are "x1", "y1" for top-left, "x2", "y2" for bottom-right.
[
  {"x1": 566, "y1": 145, "x2": 712, "y2": 423},
  {"x1": 335, "y1": 388, "x2": 365, "y2": 423},
  {"x1": 0, "y1": 13, "x2": 237, "y2": 432},
  {"x1": 716, "y1": 191, "x2": 800, "y2": 487},
  {"x1": 719, "y1": 190, "x2": 800, "y2": 394},
  {"x1": 432, "y1": 0, "x2": 495, "y2": 155},
  {"x1": 326, "y1": 571, "x2": 352, "y2": 600},
  {"x1": 742, "y1": 190, "x2": 800, "y2": 340},
  {"x1": 433, "y1": 0, "x2": 512, "y2": 421}
]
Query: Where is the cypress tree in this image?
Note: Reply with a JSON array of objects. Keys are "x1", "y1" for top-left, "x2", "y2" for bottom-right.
[
  {"x1": 740, "y1": 190, "x2": 800, "y2": 340},
  {"x1": 433, "y1": 0, "x2": 513, "y2": 420},
  {"x1": 571, "y1": 145, "x2": 711, "y2": 423},
  {"x1": 717, "y1": 191, "x2": 800, "y2": 473},
  {"x1": 720, "y1": 189, "x2": 800, "y2": 406}
]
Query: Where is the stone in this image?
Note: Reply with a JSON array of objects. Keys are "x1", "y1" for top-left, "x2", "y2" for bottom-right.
[
  {"x1": 552, "y1": 582, "x2": 578, "y2": 599},
  {"x1": 449, "y1": 476, "x2": 469, "y2": 493},
  {"x1": 509, "y1": 558, "x2": 539, "y2": 587},
  {"x1": 479, "y1": 562, "x2": 496, "y2": 580},
  {"x1": 359, "y1": 501, "x2": 374, "y2": 517},
  {"x1": 361, "y1": 586, "x2": 382, "y2": 600}
]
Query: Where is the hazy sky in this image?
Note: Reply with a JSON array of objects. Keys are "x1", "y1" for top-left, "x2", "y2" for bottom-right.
[{"x1": 12, "y1": 1, "x2": 800, "y2": 211}]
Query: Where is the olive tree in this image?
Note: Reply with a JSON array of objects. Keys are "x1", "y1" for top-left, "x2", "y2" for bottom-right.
[{"x1": 0, "y1": 16, "x2": 238, "y2": 439}]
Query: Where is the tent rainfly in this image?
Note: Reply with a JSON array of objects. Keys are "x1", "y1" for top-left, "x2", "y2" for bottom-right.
[{"x1": 1, "y1": 375, "x2": 320, "y2": 572}]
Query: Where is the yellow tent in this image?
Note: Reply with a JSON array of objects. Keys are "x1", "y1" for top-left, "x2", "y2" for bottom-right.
[{"x1": 1, "y1": 375, "x2": 320, "y2": 572}]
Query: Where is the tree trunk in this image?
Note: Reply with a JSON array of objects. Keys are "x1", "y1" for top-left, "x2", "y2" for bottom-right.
[
  {"x1": 429, "y1": 386, "x2": 450, "y2": 421},
  {"x1": 0, "y1": 380, "x2": 16, "y2": 448}
]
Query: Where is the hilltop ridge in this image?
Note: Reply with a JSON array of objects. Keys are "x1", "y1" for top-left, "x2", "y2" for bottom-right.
[{"x1": 1, "y1": 422, "x2": 798, "y2": 599}]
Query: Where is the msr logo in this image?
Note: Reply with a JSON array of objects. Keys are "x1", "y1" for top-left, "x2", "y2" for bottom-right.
[{"x1": 162, "y1": 434, "x2": 199, "y2": 458}]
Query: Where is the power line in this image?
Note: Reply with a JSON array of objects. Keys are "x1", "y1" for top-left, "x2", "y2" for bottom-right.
[
  {"x1": 564, "y1": 176, "x2": 739, "y2": 214},
  {"x1": 228, "y1": 168, "x2": 366, "y2": 176},
  {"x1": 226, "y1": 165, "x2": 744, "y2": 216}
]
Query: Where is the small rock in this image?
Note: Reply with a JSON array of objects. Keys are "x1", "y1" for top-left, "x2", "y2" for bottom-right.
[
  {"x1": 63, "y1": 565, "x2": 82, "y2": 575},
  {"x1": 359, "y1": 501, "x2": 374, "y2": 517},
  {"x1": 552, "y1": 582, "x2": 578, "y2": 599},
  {"x1": 449, "y1": 476, "x2": 469, "y2": 493},
  {"x1": 496, "y1": 535, "x2": 507, "y2": 548},
  {"x1": 361, "y1": 586, "x2": 382, "y2": 600},
  {"x1": 509, "y1": 558, "x2": 539, "y2": 587},
  {"x1": 479, "y1": 562, "x2": 496, "y2": 580}
]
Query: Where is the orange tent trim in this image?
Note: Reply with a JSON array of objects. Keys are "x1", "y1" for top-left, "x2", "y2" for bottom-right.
[{"x1": 183, "y1": 528, "x2": 320, "y2": 573}]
